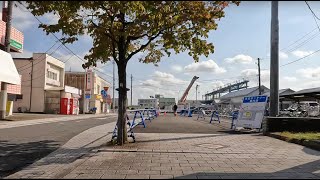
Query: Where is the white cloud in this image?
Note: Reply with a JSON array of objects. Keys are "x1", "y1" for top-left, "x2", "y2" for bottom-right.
[
  {"x1": 140, "y1": 79, "x2": 161, "y2": 88},
  {"x1": 211, "y1": 81, "x2": 224, "y2": 89},
  {"x1": 9, "y1": 2, "x2": 59, "y2": 32},
  {"x1": 153, "y1": 71, "x2": 187, "y2": 85},
  {"x1": 292, "y1": 50, "x2": 314, "y2": 58},
  {"x1": 171, "y1": 65, "x2": 183, "y2": 73},
  {"x1": 297, "y1": 67, "x2": 320, "y2": 79},
  {"x1": 241, "y1": 68, "x2": 270, "y2": 86},
  {"x1": 12, "y1": 5, "x2": 36, "y2": 31},
  {"x1": 225, "y1": 54, "x2": 253, "y2": 64},
  {"x1": 184, "y1": 59, "x2": 226, "y2": 74},
  {"x1": 283, "y1": 76, "x2": 297, "y2": 82},
  {"x1": 280, "y1": 52, "x2": 288, "y2": 59}
]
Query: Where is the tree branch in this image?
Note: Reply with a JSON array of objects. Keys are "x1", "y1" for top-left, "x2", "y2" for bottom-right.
[
  {"x1": 127, "y1": 33, "x2": 149, "y2": 42},
  {"x1": 126, "y1": 30, "x2": 164, "y2": 61},
  {"x1": 99, "y1": 3, "x2": 114, "y2": 18},
  {"x1": 90, "y1": 20, "x2": 118, "y2": 62}
]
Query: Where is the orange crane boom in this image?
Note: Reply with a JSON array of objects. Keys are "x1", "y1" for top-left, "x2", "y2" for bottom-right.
[{"x1": 178, "y1": 76, "x2": 199, "y2": 104}]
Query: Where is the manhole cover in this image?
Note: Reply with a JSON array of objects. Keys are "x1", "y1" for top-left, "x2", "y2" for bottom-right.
[{"x1": 194, "y1": 143, "x2": 227, "y2": 149}]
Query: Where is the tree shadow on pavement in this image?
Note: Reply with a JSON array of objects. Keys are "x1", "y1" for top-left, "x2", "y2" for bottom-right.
[
  {"x1": 174, "y1": 159, "x2": 320, "y2": 179},
  {"x1": 303, "y1": 146, "x2": 320, "y2": 156},
  {"x1": 0, "y1": 139, "x2": 107, "y2": 179},
  {"x1": 0, "y1": 140, "x2": 60, "y2": 178}
]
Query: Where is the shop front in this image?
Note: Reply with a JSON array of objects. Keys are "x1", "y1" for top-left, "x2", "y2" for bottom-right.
[{"x1": 60, "y1": 86, "x2": 81, "y2": 115}]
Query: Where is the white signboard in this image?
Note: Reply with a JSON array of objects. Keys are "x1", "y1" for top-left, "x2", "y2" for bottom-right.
[
  {"x1": 86, "y1": 69, "x2": 93, "y2": 90},
  {"x1": 235, "y1": 95, "x2": 267, "y2": 129}
]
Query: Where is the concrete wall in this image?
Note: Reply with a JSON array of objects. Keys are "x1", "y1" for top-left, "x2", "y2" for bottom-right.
[
  {"x1": 266, "y1": 117, "x2": 320, "y2": 132},
  {"x1": 42, "y1": 53, "x2": 65, "y2": 90},
  {"x1": 44, "y1": 90, "x2": 61, "y2": 114},
  {"x1": 13, "y1": 59, "x2": 32, "y2": 112}
]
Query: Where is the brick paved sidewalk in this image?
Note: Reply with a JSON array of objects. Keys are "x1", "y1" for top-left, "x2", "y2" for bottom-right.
[
  {"x1": 62, "y1": 133, "x2": 319, "y2": 179},
  {"x1": 5, "y1": 115, "x2": 320, "y2": 179}
]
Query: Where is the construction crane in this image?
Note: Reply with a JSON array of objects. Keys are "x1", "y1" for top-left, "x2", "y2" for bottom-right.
[{"x1": 178, "y1": 76, "x2": 199, "y2": 105}]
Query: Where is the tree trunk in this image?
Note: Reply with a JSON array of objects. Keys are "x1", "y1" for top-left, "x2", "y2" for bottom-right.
[{"x1": 117, "y1": 57, "x2": 128, "y2": 145}]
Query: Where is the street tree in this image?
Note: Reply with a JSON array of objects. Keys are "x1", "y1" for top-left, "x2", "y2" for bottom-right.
[{"x1": 24, "y1": 1, "x2": 240, "y2": 145}]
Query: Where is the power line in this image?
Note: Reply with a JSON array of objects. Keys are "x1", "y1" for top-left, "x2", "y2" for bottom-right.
[
  {"x1": 305, "y1": 1, "x2": 320, "y2": 20},
  {"x1": 17, "y1": 3, "x2": 87, "y2": 65},
  {"x1": 280, "y1": 48, "x2": 320, "y2": 67},
  {"x1": 305, "y1": 1, "x2": 320, "y2": 36},
  {"x1": 284, "y1": 32, "x2": 320, "y2": 53},
  {"x1": 16, "y1": 41, "x2": 60, "y2": 71},
  {"x1": 280, "y1": 27, "x2": 318, "y2": 51}
]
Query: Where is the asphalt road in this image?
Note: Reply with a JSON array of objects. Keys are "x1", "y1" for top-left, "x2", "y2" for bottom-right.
[{"x1": 0, "y1": 116, "x2": 117, "y2": 178}]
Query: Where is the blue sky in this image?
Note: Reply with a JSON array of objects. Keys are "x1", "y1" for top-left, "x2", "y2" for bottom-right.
[{"x1": 7, "y1": 1, "x2": 320, "y2": 105}]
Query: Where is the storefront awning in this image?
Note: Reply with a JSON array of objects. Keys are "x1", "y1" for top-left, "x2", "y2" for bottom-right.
[
  {"x1": 72, "y1": 93, "x2": 81, "y2": 99},
  {"x1": 0, "y1": 50, "x2": 20, "y2": 84}
]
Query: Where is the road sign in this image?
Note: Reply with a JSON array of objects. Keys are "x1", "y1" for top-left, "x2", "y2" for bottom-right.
[
  {"x1": 85, "y1": 94, "x2": 91, "y2": 99},
  {"x1": 101, "y1": 89, "x2": 107, "y2": 97},
  {"x1": 235, "y1": 95, "x2": 267, "y2": 129}
]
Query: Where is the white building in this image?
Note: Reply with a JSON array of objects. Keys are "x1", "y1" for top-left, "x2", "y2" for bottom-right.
[
  {"x1": 218, "y1": 85, "x2": 270, "y2": 109},
  {"x1": 13, "y1": 53, "x2": 67, "y2": 113},
  {"x1": 112, "y1": 98, "x2": 128, "y2": 109},
  {"x1": 138, "y1": 98, "x2": 159, "y2": 109}
]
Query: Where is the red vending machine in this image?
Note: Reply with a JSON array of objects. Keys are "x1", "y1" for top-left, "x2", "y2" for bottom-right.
[
  {"x1": 70, "y1": 98, "x2": 79, "y2": 115},
  {"x1": 60, "y1": 98, "x2": 71, "y2": 115}
]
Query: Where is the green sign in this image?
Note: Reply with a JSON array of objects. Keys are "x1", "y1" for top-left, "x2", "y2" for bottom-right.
[{"x1": 10, "y1": 39, "x2": 22, "y2": 50}]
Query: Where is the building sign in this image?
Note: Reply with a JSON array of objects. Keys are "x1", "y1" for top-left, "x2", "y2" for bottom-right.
[
  {"x1": 10, "y1": 39, "x2": 22, "y2": 50},
  {"x1": 96, "y1": 94, "x2": 102, "y2": 100},
  {"x1": 235, "y1": 95, "x2": 267, "y2": 129},
  {"x1": 86, "y1": 69, "x2": 92, "y2": 90}
]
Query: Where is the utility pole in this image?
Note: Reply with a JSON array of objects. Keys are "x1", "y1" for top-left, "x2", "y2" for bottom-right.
[
  {"x1": 83, "y1": 68, "x2": 86, "y2": 114},
  {"x1": 270, "y1": 1, "x2": 279, "y2": 117},
  {"x1": 130, "y1": 74, "x2": 132, "y2": 106},
  {"x1": 0, "y1": 1, "x2": 13, "y2": 120},
  {"x1": 112, "y1": 60, "x2": 115, "y2": 113},
  {"x1": 196, "y1": 85, "x2": 199, "y2": 104},
  {"x1": 257, "y1": 58, "x2": 261, "y2": 95}
]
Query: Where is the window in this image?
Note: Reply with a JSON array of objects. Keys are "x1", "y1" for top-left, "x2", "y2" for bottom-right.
[
  {"x1": 97, "y1": 85, "x2": 100, "y2": 94},
  {"x1": 47, "y1": 70, "x2": 58, "y2": 80},
  {"x1": 16, "y1": 94, "x2": 23, "y2": 100}
]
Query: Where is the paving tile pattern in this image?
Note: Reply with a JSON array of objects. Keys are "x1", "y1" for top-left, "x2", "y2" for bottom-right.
[{"x1": 67, "y1": 133, "x2": 320, "y2": 179}]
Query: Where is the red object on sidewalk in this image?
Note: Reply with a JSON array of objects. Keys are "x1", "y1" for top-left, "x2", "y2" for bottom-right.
[
  {"x1": 70, "y1": 98, "x2": 79, "y2": 115},
  {"x1": 60, "y1": 98, "x2": 70, "y2": 115}
]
